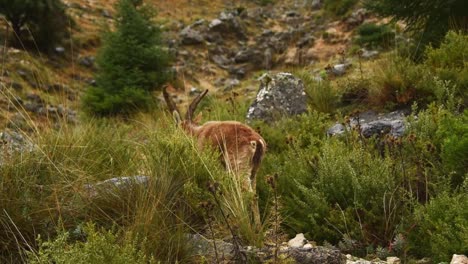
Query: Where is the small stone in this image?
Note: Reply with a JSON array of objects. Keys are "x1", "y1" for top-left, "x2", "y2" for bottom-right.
[
  {"x1": 55, "y1": 46, "x2": 65, "y2": 54},
  {"x1": 387, "y1": 256, "x2": 401, "y2": 264},
  {"x1": 189, "y1": 87, "x2": 201, "y2": 96},
  {"x1": 361, "y1": 49, "x2": 379, "y2": 59},
  {"x1": 102, "y1": 9, "x2": 112, "y2": 18},
  {"x1": 303, "y1": 243, "x2": 313, "y2": 249},
  {"x1": 451, "y1": 254, "x2": 468, "y2": 264},
  {"x1": 288, "y1": 233, "x2": 307, "y2": 248}
]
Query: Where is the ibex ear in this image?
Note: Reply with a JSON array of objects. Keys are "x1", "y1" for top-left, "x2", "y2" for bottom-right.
[
  {"x1": 172, "y1": 110, "x2": 182, "y2": 126},
  {"x1": 193, "y1": 112, "x2": 203, "y2": 124}
]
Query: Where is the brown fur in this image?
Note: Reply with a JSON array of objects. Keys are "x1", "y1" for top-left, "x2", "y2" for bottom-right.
[{"x1": 182, "y1": 120, "x2": 266, "y2": 191}]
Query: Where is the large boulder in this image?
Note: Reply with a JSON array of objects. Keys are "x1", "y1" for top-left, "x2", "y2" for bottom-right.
[{"x1": 246, "y1": 73, "x2": 307, "y2": 122}]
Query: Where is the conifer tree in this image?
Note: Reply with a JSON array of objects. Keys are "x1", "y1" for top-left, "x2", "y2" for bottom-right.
[
  {"x1": 365, "y1": 0, "x2": 466, "y2": 49},
  {"x1": 82, "y1": 0, "x2": 170, "y2": 116}
]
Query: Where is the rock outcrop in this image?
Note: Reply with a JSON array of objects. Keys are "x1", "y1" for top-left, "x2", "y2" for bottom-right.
[
  {"x1": 247, "y1": 73, "x2": 307, "y2": 122},
  {"x1": 327, "y1": 110, "x2": 407, "y2": 138}
]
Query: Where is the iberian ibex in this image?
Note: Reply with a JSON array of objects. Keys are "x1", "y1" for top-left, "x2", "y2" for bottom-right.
[{"x1": 163, "y1": 86, "x2": 267, "y2": 194}]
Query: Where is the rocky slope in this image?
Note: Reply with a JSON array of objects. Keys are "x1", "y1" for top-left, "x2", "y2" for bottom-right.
[{"x1": 0, "y1": 0, "x2": 379, "y2": 130}]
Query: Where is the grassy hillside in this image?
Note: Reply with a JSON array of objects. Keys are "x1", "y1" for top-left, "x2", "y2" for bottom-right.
[{"x1": 0, "y1": 0, "x2": 467, "y2": 263}]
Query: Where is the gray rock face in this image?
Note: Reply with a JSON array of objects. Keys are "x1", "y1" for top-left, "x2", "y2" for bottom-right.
[
  {"x1": 208, "y1": 11, "x2": 247, "y2": 39},
  {"x1": 247, "y1": 73, "x2": 307, "y2": 122},
  {"x1": 0, "y1": 130, "x2": 34, "y2": 164},
  {"x1": 311, "y1": 0, "x2": 322, "y2": 9},
  {"x1": 78, "y1": 56, "x2": 95, "y2": 68},
  {"x1": 180, "y1": 26, "x2": 204, "y2": 45},
  {"x1": 84, "y1": 175, "x2": 150, "y2": 197},
  {"x1": 327, "y1": 63, "x2": 351, "y2": 76},
  {"x1": 188, "y1": 232, "x2": 345, "y2": 264},
  {"x1": 327, "y1": 110, "x2": 407, "y2": 138},
  {"x1": 234, "y1": 47, "x2": 262, "y2": 64},
  {"x1": 288, "y1": 246, "x2": 345, "y2": 264}
]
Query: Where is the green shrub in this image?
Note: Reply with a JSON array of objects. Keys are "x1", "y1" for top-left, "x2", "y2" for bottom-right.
[
  {"x1": 282, "y1": 139, "x2": 409, "y2": 249},
  {"x1": 0, "y1": 0, "x2": 69, "y2": 51},
  {"x1": 356, "y1": 23, "x2": 395, "y2": 48},
  {"x1": 323, "y1": 0, "x2": 358, "y2": 16},
  {"x1": 29, "y1": 223, "x2": 154, "y2": 264},
  {"x1": 339, "y1": 77, "x2": 371, "y2": 106},
  {"x1": 437, "y1": 110, "x2": 468, "y2": 188},
  {"x1": 296, "y1": 71, "x2": 338, "y2": 113},
  {"x1": 82, "y1": 0, "x2": 171, "y2": 116},
  {"x1": 406, "y1": 191, "x2": 468, "y2": 262},
  {"x1": 371, "y1": 55, "x2": 435, "y2": 108},
  {"x1": 425, "y1": 31, "x2": 468, "y2": 107}
]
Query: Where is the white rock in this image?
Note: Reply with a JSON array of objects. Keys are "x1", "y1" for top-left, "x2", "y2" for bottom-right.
[
  {"x1": 303, "y1": 243, "x2": 313, "y2": 249},
  {"x1": 387, "y1": 256, "x2": 401, "y2": 264},
  {"x1": 287, "y1": 233, "x2": 307, "y2": 248},
  {"x1": 451, "y1": 254, "x2": 468, "y2": 264}
]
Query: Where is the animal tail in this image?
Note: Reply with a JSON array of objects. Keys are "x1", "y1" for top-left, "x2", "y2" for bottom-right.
[{"x1": 251, "y1": 139, "x2": 266, "y2": 179}]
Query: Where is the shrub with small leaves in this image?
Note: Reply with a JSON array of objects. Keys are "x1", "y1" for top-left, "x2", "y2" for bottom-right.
[
  {"x1": 355, "y1": 23, "x2": 395, "y2": 48},
  {"x1": 406, "y1": 191, "x2": 468, "y2": 262},
  {"x1": 29, "y1": 223, "x2": 154, "y2": 264},
  {"x1": 82, "y1": 0, "x2": 171, "y2": 116}
]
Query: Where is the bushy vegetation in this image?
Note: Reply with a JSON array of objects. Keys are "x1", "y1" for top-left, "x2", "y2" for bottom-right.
[
  {"x1": 367, "y1": 31, "x2": 467, "y2": 109},
  {"x1": 323, "y1": 0, "x2": 358, "y2": 17},
  {"x1": 29, "y1": 223, "x2": 154, "y2": 264},
  {"x1": 296, "y1": 70, "x2": 338, "y2": 113},
  {"x1": 1, "y1": 0, "x2": 466, "y2": 261},
  {"x1": 0, "y1": 0, "x2": 69, "y2": 51},
  {"x1": 355, "y1": 23, "x2": 395, "y2": 48},
  {"x1": 255, "y1": 102, "x2": 467, "y2": 260},
  {"x1": 82, "y1": 0, "x2": 171, "y2": 116}
]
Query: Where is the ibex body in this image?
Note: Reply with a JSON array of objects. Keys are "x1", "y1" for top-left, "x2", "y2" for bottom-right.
[{"x1": 163, "y1": 87, "x2": 266, "y2": 192}]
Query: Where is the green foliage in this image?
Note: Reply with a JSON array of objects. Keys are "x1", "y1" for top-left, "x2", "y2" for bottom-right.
[
  {"x1": 356, "y1": 23, "x2": 395, "y2": 48},
  {"x1": 82, "y1": 0, "x2": 171, "y2": 116},
  {"x1": 281, "y1": 138, "x2": 409, "y2": 249},
  {"x1": 370, "y1": 55, "x2": 435, "y2": 108},
  {"x1": 323, "y1": 0, "x2": 358, "y2": 16},
  {"x1": 370, "y1": 32, "x2": 468, "y2": 109},
  {"x1": 365, "y1": 0, "x2": 466, "y2": 53},
  {"x1": 426, "y1": 31, "x2": 468, "y2": 69},
  {"x1": 258, "y1": 101, "x2": 467, "y2": 257},
  {"x1": 407, "y1": 191, "x2": 468, "y2": 262},
  {"x1": 425, "y1": 31, "x2": 468, "y2": 106},
  {"x1": 296, "y1": 70, "x2": 338, "y2": 113},
  {"x1": 29, "y1": 223, "x2": 154, "y2": 264},
  {"x1": 0, "y1": 0, "x2": 69, "y2": 51},
  {"x1": 437, "y1": 110, "x2": 468, "y2": 187}
]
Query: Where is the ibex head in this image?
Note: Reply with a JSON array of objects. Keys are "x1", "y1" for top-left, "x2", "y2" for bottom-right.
[{"x1": 162, "y1": 85, "x2": 208, "y2": 132}]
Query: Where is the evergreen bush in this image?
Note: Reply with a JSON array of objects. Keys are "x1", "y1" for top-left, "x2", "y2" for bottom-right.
[
  {"x1": 0, "y1": 0, "x2": 69, "y2": 51},
  {"x1": 82, "y1": 0, "x2": 171, "y2": 116}
]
